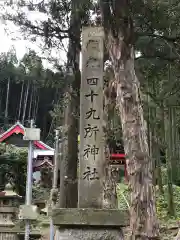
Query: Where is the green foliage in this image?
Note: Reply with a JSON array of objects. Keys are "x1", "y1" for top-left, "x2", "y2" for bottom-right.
[
  {"x1": 156, "y1": 185, "x2": 180, "y2": 222},
  {"x1": 0, "y1": 50, "x2": 67, "y2": 138},
  {"x1": 161, "y1": 166, "x2": 168, "y2": 185},
  {"x1": 117, "y1": 182, "x2": 180, "y2": 226},
  {"x1": 32, "y1": 185, "x2": 50, "y2": 202},
  {"x1": 0, "y1": 50, "x2": 18, "y2": 83},
  {"x1": 0, "y1": 143, "x2": 27, "y2": 196},
  {"x1": 117, "y1": 183, "x2": 130, "y2": 210}
]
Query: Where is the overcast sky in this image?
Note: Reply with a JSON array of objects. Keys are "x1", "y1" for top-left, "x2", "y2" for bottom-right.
[
  {"x1": 0, "y1": 0, "x2": 86, "y2": 71},
  {"x1": 0, "y1": 24, "x2": 39, "y2": 58},
  {"x1": 0, "y1": 2, "x2": 68, "y2": 69}
]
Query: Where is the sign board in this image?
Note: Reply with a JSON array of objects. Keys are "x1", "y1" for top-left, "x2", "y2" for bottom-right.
[
  {"x1": 19, "y1": 205, "x2": 38, "y2": 220},
  {"x1": 23, "y1": 128, "x2": 41, "y2": 141}
]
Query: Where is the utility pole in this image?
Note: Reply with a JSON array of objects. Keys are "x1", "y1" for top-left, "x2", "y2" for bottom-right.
[
  {"x1": 19, "y1": 119, "x2": 40, "y2": 240},
  {"x1": 49, "y1": 129, "x2": 60, "y2": 240},
  {"x1": 24, "y1": 119, "x2": 34, "y2": 240}
]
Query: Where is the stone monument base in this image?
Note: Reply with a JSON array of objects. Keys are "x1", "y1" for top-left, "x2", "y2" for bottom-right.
[
  {"x1": 55, "y1": 227, "x2": 124, "y2": 240},
  {"x1": 52, "y1": 208, "x2": 128, "y2": 240}
]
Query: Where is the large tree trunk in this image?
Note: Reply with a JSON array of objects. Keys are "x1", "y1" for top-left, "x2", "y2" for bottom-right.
[
  {"x1": 149, "y1": 106, "x2": 163, "y2": 192},
  {"x1": 59, "y1": 0, "x2": 81, "y2": 208},
  {"x1": 170, "y1": 106, "x2": 178, "y2": 184},
  {"x1": 100, "y1": 1, "x2": 159, "y2": 238},
  {"x1": 0, "y1": 88, "x2": 3, "y2": 119},
  {"x1": 33, "y1": 89, "x2": 39, "y2": 122},
  {"x1": 165, "y1": 107, "x2": 175, "y2": 216},
  {"x1": 112, "y1": 45, "x2": 159, "y2": 239},
  {"x1": 103, "y1": 85, "x2": 118, "y2": 209},
  {"x1": 4, "y1": 78, "x2": 10, "y2": 125},
  {"x1": 28, "y1": 86, "x2": 33, "y2": 121},
  {"x1": 148, "y1": 106, "x2": 156, "y2": 185},
  {"x1": 175, "y1": 227, "x2": 180, "y2": 240},
  {"x1": 17, "y1": 81, "x2": 24, "y2": 121},
  {"x1": 22, "y1": 80, "x2": 30, "y2": 125}
]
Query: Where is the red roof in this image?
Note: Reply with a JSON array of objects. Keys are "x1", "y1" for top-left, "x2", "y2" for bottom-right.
[
  {"x1": 109, "y1": 153, "x2": 126, "y2": 164},
  {"x1": 0, "y1": 122, "x2": 53, "y2": 151},
  {"x1": 110, "y1": 153, "x2": 125, "y2": 159},
  {"x1": 33, "y1": 158, "x2": 53, "y2": 171}
]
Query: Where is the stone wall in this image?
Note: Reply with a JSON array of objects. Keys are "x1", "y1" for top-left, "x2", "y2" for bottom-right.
[{"x1": 0, "y1": 232, "x2": 18, "y2": 240}]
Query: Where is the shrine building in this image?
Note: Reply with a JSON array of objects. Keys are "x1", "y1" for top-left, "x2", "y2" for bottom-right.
[{"x1": 0, "y1": 121, "x2": 54, "y2": 182}]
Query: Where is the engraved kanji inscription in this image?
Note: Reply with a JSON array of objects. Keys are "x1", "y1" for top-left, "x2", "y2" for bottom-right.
[
  {"x1": 86, "y1": 57, "x2": 100, "y2": 68},
  {"x1": 85, "y1": 108, "x2": 100, "y2": 120},
  {"x1": 87, "y1": 77, "x2": 99, "y2": 86},
  {"x1": 84, "y1": 124, "x2": 99, "y2": 140},
  {"x1": 85, "y1": 90, "x2": 98, "y2": 103},
  {"x1": 86, "y1": 40, "x2": 100, "y2": 59},
  {"x1": 84, "y1": 144, "x2": 99, "y2": 161},
  {"x1": 86, "y1": 40, "x2": 100, "y2": 52},
  {"x1": 83, "y1": 166, "x2": 99, "y2": 180}
]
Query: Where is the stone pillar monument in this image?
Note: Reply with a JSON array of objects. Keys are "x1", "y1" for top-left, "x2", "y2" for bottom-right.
[
  {"x1": 53, "y1": 26, "x2": 128, "y2": 240},
  {"x1": 78, "y1": 26, "x2": 105, "y2": 208}
]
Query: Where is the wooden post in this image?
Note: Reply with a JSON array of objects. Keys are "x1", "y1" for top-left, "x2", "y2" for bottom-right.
[{"x1": 78, "y1": 27, "x2": 105, "y2": 208}]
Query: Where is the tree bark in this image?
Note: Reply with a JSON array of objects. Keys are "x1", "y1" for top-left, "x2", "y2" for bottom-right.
[
  {"x1": 148, "y1": 106, "x2": 156, "y2": 185},
  {"x1": 170, "y1": 106, "x2": 178, "y2": 184},
  {"x1": 149, "y1": 106, "x2": 163, "y2": 192},
  {"x1": 22, "y1": 80, "x2": 30, "y2": 125},
  {"x1": 59, "y1": 92, "x2": 69, "y2": 208},
  {"x1": 59, "y1": 0, "x2": 81, "y2": 208},
  {"x1": 113, "y1": 46, "x2": 159, "y2": 239},
  {"x1": 18, "y1": 81, "x2": 24, "y2": 121},
  {"x1": 0, "y1": 88, "x2": 3, "y2": 118},
  {"x1": 34, "y1": 89, "x2": 39, "y2": 122},
  {"x1": 155, "y1": 131, "x2": 163, "y2": 194},
  {"x1": 175, "y1": 227, "x2": 180, "y2": 240},
  {"x1": 28, "y1": 85, "x2": 33, "y2": 121},
  {"x1": 165, "y1": 107, "x2": 175, "y2": 216},
  {"x1": 100, "y1": 1, "x2": 159, "y2": 238},
  {"x1": 4, "y1": 78, "x2": 10, "y2": 125},
  {"x1": 103, "y1": 86, "x2": 118, "y2": 209}
]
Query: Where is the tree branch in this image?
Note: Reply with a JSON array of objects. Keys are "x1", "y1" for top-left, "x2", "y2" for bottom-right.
[
  {"x1": 135, "y1": 54, "x2": 179, "y2": 62},
  {"x1": 137, "y1": 32, "x2": 180, "y2": 43}
]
